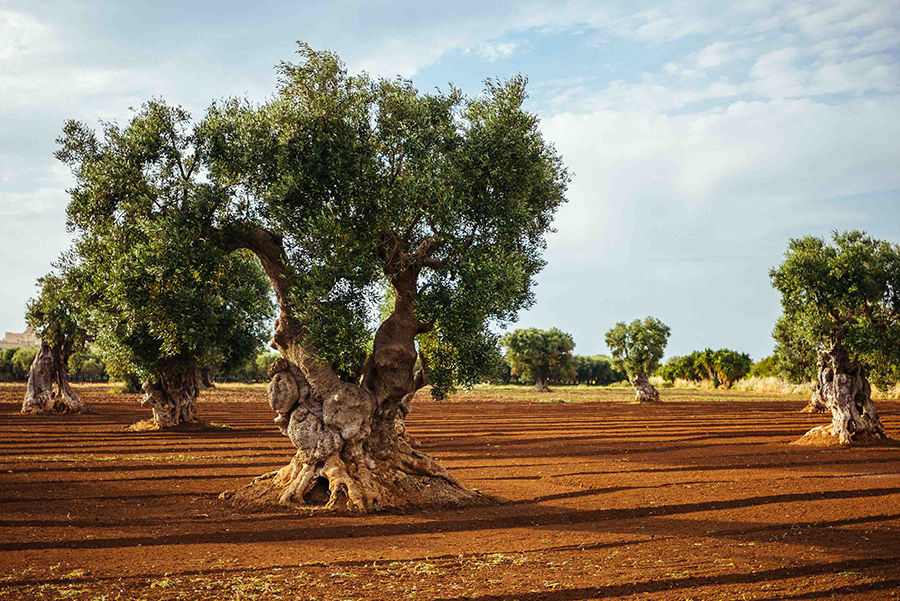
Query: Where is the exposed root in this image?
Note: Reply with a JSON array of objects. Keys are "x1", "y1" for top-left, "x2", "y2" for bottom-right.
[
  {"x1": 21, "y1": 392, "x2": 90, "y2": 414},
  {"x1": 799, "y1": 403, "x2": 827, "y2": 414},
  {"x1": 223, "y1": 448, "x2": 489, "y2": 514}
]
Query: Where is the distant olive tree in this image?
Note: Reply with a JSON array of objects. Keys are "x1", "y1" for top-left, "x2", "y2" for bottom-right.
[
  {"x1": 770, "y1": 231, "x2": 898, "y2": 444},
  {"x1": 56, "y1": 103, "x2": 275, "y2": 429},
  {"x1": 605, "y1": 317, "x2": 669, "y2": 402},
  {"x1": 21, "y1": 272, "x2": 88, "y2": 414},
  {"x1": 502, "y1": 328, "x2": 575, "y2": 391}
]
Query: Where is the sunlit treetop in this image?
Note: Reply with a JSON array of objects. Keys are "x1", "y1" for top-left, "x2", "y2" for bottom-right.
[
  {"x1": 604, "y1": 317, "x2": 670, "y2": 380},
  {"x1": 770, "y1": 230, "x2": 900, "y2": 388},
  {"x1": 56, "y1": 103, "x2": 274, "y2": 381}
]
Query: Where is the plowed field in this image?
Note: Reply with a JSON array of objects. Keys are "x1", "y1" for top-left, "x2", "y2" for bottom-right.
[{"x1": 0, "y1": 383, "x2": 898, "y2": 600}]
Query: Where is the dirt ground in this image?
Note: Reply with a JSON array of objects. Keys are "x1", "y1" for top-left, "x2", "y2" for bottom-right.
[{"x1": 0, "y1": 383, "x2": 898, "y2": 600}]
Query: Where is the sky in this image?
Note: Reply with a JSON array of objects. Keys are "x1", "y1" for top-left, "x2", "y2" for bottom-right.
[{"x1": 1, "y1": 0, "x2": 899, "y2": 360}]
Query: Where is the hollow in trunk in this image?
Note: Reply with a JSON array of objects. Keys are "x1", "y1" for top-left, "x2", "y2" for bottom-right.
[{"x1": 21, "y1": 341, "x2": 86, "y2": 414}]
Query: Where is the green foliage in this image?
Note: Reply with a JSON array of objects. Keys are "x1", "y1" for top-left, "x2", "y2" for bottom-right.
[
  {"x1": 658, "y1": 348, "x2": 752, "y2": 388},
  {"x1": 605, "y1": 317, "x2": 670, "y2": 381},
  {"x1": 0, "y1": 347, "x2": 37, "y2": 381},
  {"x1": 712, "y1": 349, "x2": 753, "y2": 388},
  {"x1": 220, "y1": 350, "x2": 281, "y2": 382},
  {"x1": 25, "y1": 272, "x2": 85, "y2": 351},
  {"x1": 56, "y1": 101, "x2": 275, "y2": 382},
  {"x1": 201, "y1": 44, "x2": 568, "y2": 396},
  {"x1": 658, "y1": 354, "x2": 699, "y2": 383},
  {"x1": 11, "y1": 347, "x2": 38, "y2": 380},
  {"x1": 770, "y1": 230, "x2": 900, "y2": 386},
  {"x1": 573, "y1": 355, "x2": 622, "y2": 385},
  {"x1": 68, "y1": 347, "x2": 108, "y2": 381},
  {"x1": 749, "y1": 355, "x2": 779, "y2": 378},
  {"x1": 502, "y1": 328, "x2": 575, "y2": 387},
  {"x1": 57, "y1": 44, "x2": 566, "y2": 398}
]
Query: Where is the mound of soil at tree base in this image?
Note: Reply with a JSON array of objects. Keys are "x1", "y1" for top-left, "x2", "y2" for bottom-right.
[
  {"x1": 221, "y1": 469, "x2": 493, "y2": 515},
  {"x1": 0, "y1": 382, "x2": 898, "y2": 600},
  {"x1": 791, "y1": 424, "x2": 898, "y2": 447}
]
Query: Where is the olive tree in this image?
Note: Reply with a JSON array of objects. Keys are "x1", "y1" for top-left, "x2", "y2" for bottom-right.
[
  {"x1": 502, "y1": 328, "x2": 575, "y2": 391},
  {"x1": 605, "y1": 317, "x2": 670, "y2": 402},
  {"x1": 771, "y1": 231, "x2": 897, "y2": 444},
  {"x1": 57, "y1": 104, "x2": 274, "y2": 429},
  {"x1": 64, "y1": 45, "x2": 568, "y2": 511},
  {"x1": 21, "y1": 272, "x2": 88, "y2": 414}
]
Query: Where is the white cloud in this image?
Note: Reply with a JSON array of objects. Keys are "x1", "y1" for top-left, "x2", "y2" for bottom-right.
[
  {"x1": 472, "y1": 41, "x2": 519, "y2": 62},
  {"x1": 0, "y1": 9, "x2": 57, "y2": 60}
]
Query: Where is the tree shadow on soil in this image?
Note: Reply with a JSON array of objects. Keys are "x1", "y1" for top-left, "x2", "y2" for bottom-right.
[
  {"x1": 429, "y1": 558, "x2": 900, "y2": 601},
  {"x1": 3, "y1": 486, "x2": 897, "y2": 551}
]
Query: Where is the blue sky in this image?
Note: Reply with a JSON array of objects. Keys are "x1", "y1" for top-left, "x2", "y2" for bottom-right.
[{"x1": 1, "y1": 0, "x2": 899, "y2": 360}]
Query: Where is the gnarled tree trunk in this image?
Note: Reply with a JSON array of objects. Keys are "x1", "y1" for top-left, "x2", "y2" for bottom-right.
[
  {"x1": 199, "y1": 368, "x2": 216, "y2": 389},
  {"x1": 632, "y1": 372, "x2": 660, "y2": 403},
  {"x1": 223, "y1": 230, "x2": 483, "y2": 512},
  {"x1": 800, "y1": 379, "x2": 827, "y2": 413},
  {"x1": 139, "y1": 368, "x2": 201, "y2": 428},
  {"x1": 532, "y1": 375, "x2": 549, "y2": 392},
  {"x1": 22, "y1": 341, "x2": 86, "y2": 414},
  {"x1": 794, "y1": 346, "x2": 886, "y2": 445}
]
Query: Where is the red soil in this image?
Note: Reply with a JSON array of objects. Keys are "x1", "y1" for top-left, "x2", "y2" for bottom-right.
[{"x1": 0, "y1": 383, "x2": 898, "y2": 600}]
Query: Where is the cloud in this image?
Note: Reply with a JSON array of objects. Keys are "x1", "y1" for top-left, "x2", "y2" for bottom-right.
[{"x1": 471, "y1": 41, "x2": 519, "y2": 62}]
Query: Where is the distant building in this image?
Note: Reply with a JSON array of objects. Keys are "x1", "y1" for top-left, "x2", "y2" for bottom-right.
[{"x1": 0, "y1": 327, "x2": 40, "y2": 350}]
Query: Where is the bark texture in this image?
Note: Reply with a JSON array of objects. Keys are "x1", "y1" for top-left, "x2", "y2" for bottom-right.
[
  {"x1": 800, "y1": 379, "x2": 827, "y2": 413},
  {"x1": 632, "y1": 372, "x2": 661, "y2": 403},
  {"x1": 139, "y1": 368, "x2": 201, "y2": 428},
  {"x1": 21, "y1": 341, "x2": 86, "y2": 414},
  {"x1": 224, "y1": 227, "x2": 484, "y2": 513},
  {"x1": 794, "y1": 347, "x2": 887, "y2": 445},
  {"x1": 199, "y1": 368, "x2": 216, "y2": 389}
]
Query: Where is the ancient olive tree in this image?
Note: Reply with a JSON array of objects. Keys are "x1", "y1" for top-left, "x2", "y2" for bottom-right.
[
  {"x1": 502, "y1": 328, "x2": 575, "y2": 391},
  {"x1": 21, "y1": 272, "x2": 88, "y2": 414},
  {"x1": 771, "y1": 231, "x2": 898, "y2": 444},
  {"x1": 56, "y1": 104, "x2": 274, "y2": 429},
  {"x1": 605, "y1": 317, "x2": 670, "y2": 402},
  {"x1": 197, "y1": 45, "x2": 568, "y2": 511}
]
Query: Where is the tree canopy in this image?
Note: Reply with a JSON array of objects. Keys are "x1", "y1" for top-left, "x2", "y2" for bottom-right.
[
  {"x1": 26, "y1": 272, "x2": 85, "y2": 354},
  {"x1": 605, "y1": 317, "x2": 670, "y2": 381},
  {"x1": 658, "y1": 348, "x2": 752, "y2": 388},
  {"x1": 770, "y1": 231, "x2": 900, "y2": 388},
  {"x1": 198, "y1": 44, "x2": 568, "y2": 398},
  {"x1": 502, "y1": 327, "x2": 576, "y2": 390},
  {"x1": 55, "y1": 101, "x2": 275, "y2": 422}
]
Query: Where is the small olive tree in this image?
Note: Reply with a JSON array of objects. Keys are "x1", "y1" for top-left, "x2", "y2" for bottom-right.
[
  {"x1": 502, "y1": 328, "x2": 575, "y2": 391},
  {"x1": 57, "y1": 104, "x2": 274, "y2": 429},
  {"x1": 21, "y1": 272, "x2": 88, "y2": 414},
  {"x1": 771, "y1": 231, "x2": 898, "y2": 444},
  {"x1": 605, "y1": 317, "x2": 670, "y2": 402}
]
